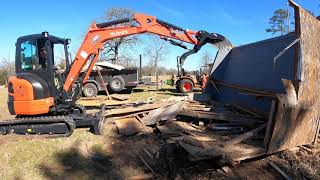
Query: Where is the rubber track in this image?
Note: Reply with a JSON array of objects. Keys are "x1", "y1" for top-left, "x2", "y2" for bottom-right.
[{"x1": 0, "y1": 116, "x2": 75, "y2": 137}]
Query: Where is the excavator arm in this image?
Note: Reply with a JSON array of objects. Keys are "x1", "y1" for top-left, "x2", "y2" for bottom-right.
[
  {"x1": 63, "y1": 13, "x2": 228, "y2": 92},
  {"x1": 64, "y1": 13, "x2": 197, "y2": 91}
]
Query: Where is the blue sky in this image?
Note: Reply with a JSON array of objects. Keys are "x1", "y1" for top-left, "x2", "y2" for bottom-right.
[{"x1": 0, "y1": 0, "x2": 319, "y2": 70}]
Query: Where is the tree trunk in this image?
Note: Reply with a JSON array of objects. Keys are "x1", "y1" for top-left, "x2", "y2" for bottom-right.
[
  {"x1": 155, "y1": 59, "x2": 158, "y2": 90},
  {"x1": 114, "y1": 45, "x2": 119, "y2": 63}
]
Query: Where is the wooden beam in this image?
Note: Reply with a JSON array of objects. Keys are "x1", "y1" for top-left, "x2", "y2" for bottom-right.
[
  {"x1": 264, "y1": 100, "x2": 276, "y2": 148},
  {"x1": 141, "y1": 101, "x2": 185, "y2": 126},
  {"x1": 314, "y1": 118, "x2": 320, "y2": 145},
  {"x1": 222, "y1": 123, "x2": 267, "y2": 147},
  {"x1": 96, "y1": 67, "x2": 111, "y2": 100},
  {"x1": 178, "y1": 109, "x2": 262, "y2": 123},
  {"x1": 102, "y1": 103, "x2": 172, "y2": 117},
  {"x1": 269, "y1": 162, "x2": 291, "y2": 180}
]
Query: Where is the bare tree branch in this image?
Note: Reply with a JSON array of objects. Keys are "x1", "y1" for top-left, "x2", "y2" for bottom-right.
[
  {"x1": 201, "y1": 51, "x2": 213, "y2": 67},
  {"x1": 145, "y1": 35, "x2": 169, "y2": 89},
  {"x1": 0, "y1": 57, "x2": 15, "y2": 85},
  {"x1": 100, "y1": 7, "x2": 140, "y2": 64}
]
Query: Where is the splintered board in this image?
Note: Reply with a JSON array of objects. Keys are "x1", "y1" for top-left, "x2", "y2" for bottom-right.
[{"x1": 268, "y1": 1, "x2": 320, "y2": 153}]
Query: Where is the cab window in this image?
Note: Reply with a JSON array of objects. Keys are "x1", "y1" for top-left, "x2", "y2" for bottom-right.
[{"x1": 20, "y1": 40, "x2": 47, "y2": 70}]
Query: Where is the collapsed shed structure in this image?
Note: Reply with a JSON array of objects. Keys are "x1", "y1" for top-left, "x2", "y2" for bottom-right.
[
  {"x1": 78, "y1": 0, "x2": 320, "y2": 171},
  {"x1": 204, "y1": 0, "x2": 320, "y2": 155}
]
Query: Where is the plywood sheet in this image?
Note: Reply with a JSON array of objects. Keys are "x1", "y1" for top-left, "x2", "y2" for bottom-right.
[{"x1": 268, "y1": 2, "x2": 320, "y2": 153}]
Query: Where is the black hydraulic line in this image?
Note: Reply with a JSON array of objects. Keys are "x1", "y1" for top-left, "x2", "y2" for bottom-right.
[
  {"x1": 179, "y1": 30, "x2": 226, "y2": 66},
  {"x1": 179, "y1": 48, "x2": 199, "y2": 65},
  {"x1": 96, "y1": 18, "x2": 132, "y2": 28},
  {"x1": 162, "y1": 37, "x2": 188, "y2": 49},
  {"x1": 156, "y1": 19, "x2": 185, "y2": 32}
]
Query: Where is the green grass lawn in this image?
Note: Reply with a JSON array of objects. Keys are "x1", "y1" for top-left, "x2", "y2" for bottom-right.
[{"x1": 0, "y1": 85, "x2": 182, "y2": 179}]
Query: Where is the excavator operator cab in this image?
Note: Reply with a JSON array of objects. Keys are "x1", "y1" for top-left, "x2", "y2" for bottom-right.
[
  {"x1": 10, "y1": 32, "x2": 70, "y2": 110},
  {"x1": 16, "y1": 32, "x2": 69, "y2": 73}
]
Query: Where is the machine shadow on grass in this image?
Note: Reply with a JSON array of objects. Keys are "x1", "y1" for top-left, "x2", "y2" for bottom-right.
[
  {"x1": 38, "y1": 125, "x2": 159, "y2": 179},
  {"x1": 39, "y1": 144, "x2": 122, "y2": 179}
]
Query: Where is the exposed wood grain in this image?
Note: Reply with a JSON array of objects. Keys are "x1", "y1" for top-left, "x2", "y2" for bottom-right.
[
  {"x1": 126, "y1": 173, "x2": 156, "y2": 180},
  {"x1": 268, "y1": 5, "x2": 320, "y2": 153},
  {"x1": 178, "y1": 141, "x2": 265, "y2": 163},
  {"x1": 223, "y1": 123, "x2": 267, "y2": 147},
  {"x1": 141, "y1": 101, "x2": 184, "y2": 125},
  {"x1": 269, "y1": 162, "x2": 291, "y2": 180},
  {"x1": 115, "y1": 117, "x2": 150, "y2": 136},
  {"x1": 314, "y1": 118, "x2": 320, "y2": 145},
  {"x1": 264, "y1": 100, "x2": 276, "y2": 148},
  {"x1": 178, "y1": 109, "x2": 262, "y2": 124},
  {"x1": 103, "y1": 103, "x2": 171, "y2": 117}
]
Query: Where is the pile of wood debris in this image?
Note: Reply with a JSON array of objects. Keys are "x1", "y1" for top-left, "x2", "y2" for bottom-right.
[
  {"x1": 98, "y1": 96, "x2": 268, "y2": 164},
  {"x1": 78, "y1": 95, "x2": 320, "y2": 179}
]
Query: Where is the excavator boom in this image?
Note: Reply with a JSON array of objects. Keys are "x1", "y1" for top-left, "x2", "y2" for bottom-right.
[{"x1": 63, "y1": 13, "x2": 200, "y2": 92}]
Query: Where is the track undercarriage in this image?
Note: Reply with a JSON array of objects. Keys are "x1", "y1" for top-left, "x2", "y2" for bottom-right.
[{"x1": 0, "y1": 105, "x2": 105, "y2": 137}]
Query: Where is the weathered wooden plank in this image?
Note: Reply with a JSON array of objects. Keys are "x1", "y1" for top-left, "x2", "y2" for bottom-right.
[
  {"x1": 115, "y1": 117, "x2": 150, "y2": 136},
  {"x1": 103, "y1": 103, "x2": 171, "y2": 117},
  {"x1": 183, "y1": 135, "x2": 217, "y2": 148},
  {"x1": 157, "y1": 121, "x2": 202, "y2": 135},
  {"x1": 314, "y1": 118, "x2": 320, "y2": 145},
  {"x1": 111, "y1": 94, "x2": 129, "y2": 101},
  {"x1": 223, "y1": 123, "x2": 267, "y2": 147},
  {"x1": 178, "y1": 109, "x2": 262, "y2": 123},
  {"x1": 178, "y1": 141, "x2": 266, "y2": 163},
  {"x1": 268, "y1": 4, "x2": 320, "y2": 153},
  {"x1": 264, "y1": 100, "x2": 276, "y2": 148},
  {"x1": 141, "y1": 101, "x2": 185, "y2": 126},
  {"x1": 187, "y1": 107, "x2": 212, "y2": 112},
  {"x1": 127, "y1": 173, "x2": 156, "y2": 180},
  {"x1": 269, "y1": 162, "x2": 291, "y2": 180},
  {"x1": 78, "y1": 99, "x2": 129, "y2": 107}
]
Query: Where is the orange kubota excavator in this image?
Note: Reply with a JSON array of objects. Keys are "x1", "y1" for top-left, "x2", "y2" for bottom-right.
[{"x1": 1, "y1": 13, "x2": 231, "y2": 136}]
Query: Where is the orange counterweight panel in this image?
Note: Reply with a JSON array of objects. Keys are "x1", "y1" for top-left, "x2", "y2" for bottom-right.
[
  {"x1": 9, "y1": 76, "x2": 34, "y2": 101},
  {"x1": 13, "y1": 97, "x2": 54, "y2": 115},
  {"x1": 8, "y1": 76, "x2": 54, "y2": 115}
]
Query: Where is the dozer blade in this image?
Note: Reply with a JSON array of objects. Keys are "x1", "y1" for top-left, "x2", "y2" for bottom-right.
[{"x1": 0, "y1": 116, "x2": 75, "y2": 137}]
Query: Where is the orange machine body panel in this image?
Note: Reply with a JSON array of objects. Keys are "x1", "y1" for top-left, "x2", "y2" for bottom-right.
[{"x1": 8, "y1": 76, "x2": 54, "y2": 115}]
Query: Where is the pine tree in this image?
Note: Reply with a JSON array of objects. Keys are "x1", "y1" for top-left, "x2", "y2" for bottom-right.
[{"x1": 266, "y1": 9, "x2": 289, "y2": 35}]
